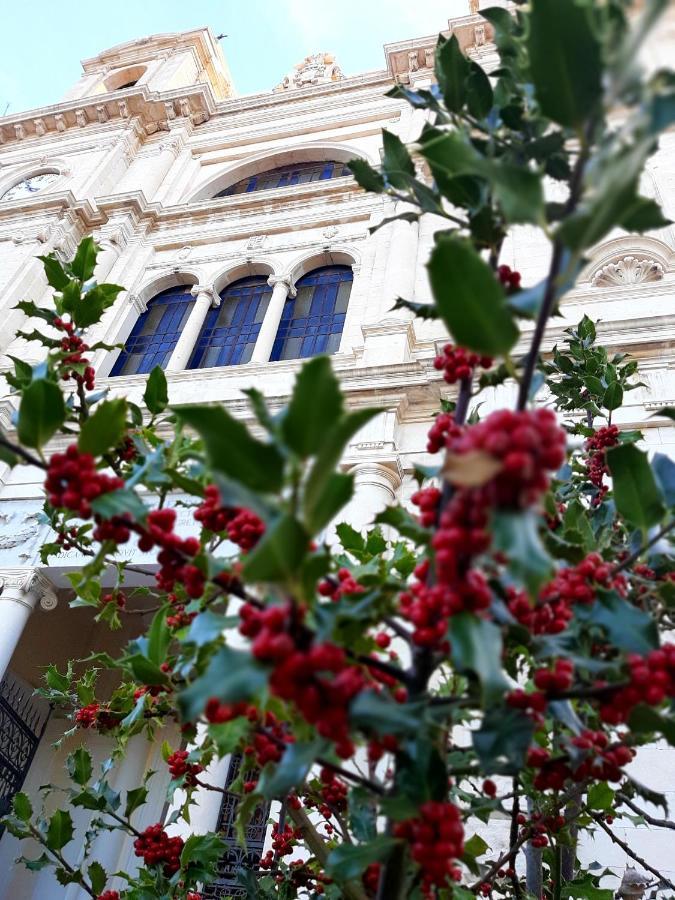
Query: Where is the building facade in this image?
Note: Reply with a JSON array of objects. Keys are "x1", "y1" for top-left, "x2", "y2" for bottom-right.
[{"x1": 0, "y1": 4, "x2": 674, "y2": 896}]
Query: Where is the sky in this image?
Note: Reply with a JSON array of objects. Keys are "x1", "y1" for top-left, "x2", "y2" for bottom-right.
[{"x1": 0, "y1": 0, "x2": 468, "y2": 116}]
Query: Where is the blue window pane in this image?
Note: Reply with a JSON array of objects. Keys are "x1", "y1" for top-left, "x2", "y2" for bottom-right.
[
  {"x1": 188, "y1": 275, "x2": 273, "y2": 370},
  {"x1": 215, "y1": 161, "x2": 350, "y2": 198},
  {"x1": 270, "y1": 266, "x2": 352, "y2": 362},
  {"x1": 110, "y1": 286, "x2": 195, "y2": 377}
]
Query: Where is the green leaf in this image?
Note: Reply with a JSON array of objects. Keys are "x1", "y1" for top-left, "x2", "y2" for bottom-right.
[
  {"x1": 449, "y1": 613, "x2": 509, "y2": 706},
  {"x1": 38, "y1": 254, "x2": 71, "y2": 290},
  {"x1": 146, "y1": 607, "x2": 171, "y2": 666},
  {"x1": 349, "y1": 690, "x2": 423, "y2": 736},
  {"x1": 12, "y1": 792, "x2": 32, "y2": 822},
  {"x1": 78, "y1": 398, "x2": 127, "y2": 456},
  {"x1": 282, "y1": 356, "x2": 343, "y2": 458},
  {"x1": 652, "y1": 452, "x2": 675, "y2": 508},
  {"x1": 336, "y1": 522, "x2": 365, "y2": 553},
  {"x1": 527, "y1": 0, "x2": 602, "y2": 128},
  {"x1": 175, "y1": 404, "x2": 284, "y2": 494},
  {"x1": 45, "y1": 663, "x2": 71, "y2": 693},
  {"x1": 13, "y1": 300, "x2": 55, "y2": 325},
  {"x1": 46, "y1": 810, "x2": 74, "y2": 851},
  {"x1": 257, "y1": 739, "x2": 327, "y2": 800},
  {"x1": 428, "y1": 236, "x2": 519, "y2": 356},
  {"x1": 348, "y1": 787, "x2": 377, "y2": 842},
  {"x1": 491, "y1": 511, "x2": 554, "y2": 597},
  {"x1": 125, "y1": 654, "x2": 169, "y2": 687},
  {"x1": 304, "y1": 472, "x2": 354, "y2": 534},
  {"x1": 473, "y1": 707, "x2": 535, "y2": 774},
  {"x1": 587, "y1": 782, "x2": 615, "y2": 811},
  {"x1": 67, "y1": 748, "x2": 92, "y2": 786},
  {"x1": 208, "y1": 718, "x2": 251, "y2": 756},
  {"x1": 607, "y1": 444, "x2": 665, "y2": 529},
  {"x1": 375, "y1": 505, "x2": 430, "y2": 545},
  {"x1": 143, "y1": 366, "x2": 168, "y2": 415},
  {"x1": 326, "y1": 836, "x2": 399, "y2": 881},
  {"x1": 603, "y1": 382, "x2": 623, "y2": 412},
  {"x1": 490, "y1": 163, "x2": 544, "y2": 226},
  {"x1": 467, "y1": 61, "x2": 493, "y2": 119},
  {"x1": 88, "y1": 861, "x2": 107, "y2": 896},
  {"x1": 577, "y1": 590, "x2": 659, "y2": 655},
  {"x1": 70, "y1": 237, "x2": 98, "y2": 281},
  {"x1": 565, "y1": 875, "x2": 614, "y2": 900},
  {"x1": 382, "y1": 130, "x2": 415, "y2": 189},
  {"x1": 436, "y1": 34, "x2": 469, "y2": 112},
  {"x1": 71, "y1": 284, "x2": 123, "y2": 328},
  {"x1": 90, "y1": 487, "x2": 147, "y2": 523},
  {"x1": 628, "y1": 704, "x2": 675, "y2": 747},
  {"x1": 186, "y1": 610, "x2": 228, "y2": 647},
  {"x1": 124, "y1": 785, "x2": 149, "y2": 819},
  {"x1": 303, "y1": 408, "x2": 380, "y2": 516},
  {"x1": 242, "y1": 514, "x2": 309, "y2": 583},
  {"x1": 18, "y1": 379, "x2": 66, "y2": 449},
  {"x1": 619, "y1": 196, "x2": 671, "y2": 232},
  {"x1": 464, "y1": 833, "x2": 489, "y2": 860},
  {"x1": 348, "y1": 158, "x2": 385, "y2": 193},
  {"x1": 178, "y1": 646, "x2": 268, "y2": 721}
]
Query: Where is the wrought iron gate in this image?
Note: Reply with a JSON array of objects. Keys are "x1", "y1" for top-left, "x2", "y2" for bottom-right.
[
  {"x1": 0, "y1": 672, "x2": 51, "y2": 828},
  {"x1": 202, "y1": 754, "x2": 271, "y2": 899}
]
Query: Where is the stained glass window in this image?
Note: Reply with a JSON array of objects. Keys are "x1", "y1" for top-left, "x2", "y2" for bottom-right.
[
  {"x1": 189, "y1": 276, "x2": 272, "y2": 369},
  {"x1": 270, "y1": 265, "x2": 352, "y2": 361},
  {"x1": 110, "y1": 286, "x2": 195, "y2": 377},
  {"x1": 215, "y1": 161, "x2": 350, "y2": 197}
]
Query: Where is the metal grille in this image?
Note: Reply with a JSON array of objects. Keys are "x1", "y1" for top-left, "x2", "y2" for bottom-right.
[
  {"x1": 202, "y1": 755, "x2": 271, "y2": 899},
  {"x1": 270, "y1": 265, "x2": 352, "y2": 362},
  {"x1": 216, "y1": 160, "x2": 350, "y2": 197},
  {"x1": 0, "y1": 672, "x2": 51, "y2": 827}
]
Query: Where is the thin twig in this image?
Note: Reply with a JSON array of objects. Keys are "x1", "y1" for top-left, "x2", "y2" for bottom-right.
[
  {"x1": 616, "y1": 793, "x2": 675, "y2": 832},
  {"x1": 613, "y1": 520, "x2": 675, "y2": 575},
  {"x1": 0, "y1": 435, "x2": 46, "y2": 469},
  {"x1": 589, "y1": 811, "x2": 675, "y2": 890}
]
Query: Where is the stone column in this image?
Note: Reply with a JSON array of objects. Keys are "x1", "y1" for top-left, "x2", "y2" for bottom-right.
[
  {"x1": 249, "y1": 275, "x2": 297, "y2": 364},
  {"x1": 94, "y1": 235, "x2": 122, "y2": 284},
  {"x1": 339, "y1": 462, "x2": 401, "y2": 533},
  {"x1": 165, "y1": 285, "x2": 219, "y2": 372},
  {"x1": 380, "y1": 210, "x2": 419, "y2": 321},
  {"x1": 0, "y1": 569, "x2": 57, "y2": 681}
]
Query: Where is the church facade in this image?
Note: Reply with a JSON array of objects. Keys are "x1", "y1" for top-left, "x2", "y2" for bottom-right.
[{"x1": 0, "y1": 4, "x2": 674, "y2": 896}]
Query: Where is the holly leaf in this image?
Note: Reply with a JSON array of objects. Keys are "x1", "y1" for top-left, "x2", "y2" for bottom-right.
[
  {"x1": 576, "y1": 590, "x2": 659, "y2": 655},
  {"x1": 178, "y1": 646, "x2": 268, "y2": 721},
  {"x1": 473, "y1": 708, "x2": 534, "y2": 774},
  {"x1": 242, "y1": 514, "x2": 309, "y2": 583},
  {"x1": 17, "y1": 379, "x2": 66, "y2": 449},
  {"x1": 70, "y1": 236, "x2": 98, "y2": 281},
  {"x1": 143, "y1": 366, "x2": 168, "y2": 415},
  {"x1": 449, "y1": 613, "x2": 510, "y2": 706},
  {"x1": 67, "y1": 748, "x2": 92, "y2": 786},
  {"x1": 12, "y1": 792, "x2": 32, "y2": 821},
  {"x1": 326, "y1": 836, "x2": 400, "y2": 881},
  {"x1": 350, "y1": 690, "x2": 424, "y2": 736},
  {"x1": 46, "y1": 810, "x2": 74, "y2": 851},
  {"x1": 282, "y1": 356, "x2": 343, "y2": 458},
  {"x1": 607, "y1": 444, "x2": 665, "y2": 529},
  {"x1": 257, "y1": 739, "x2": 327, "y2": 800},
  {"x1": 88, "y1": 862, "x2": 107, "y2": 896},
  {"x1": 491, "y1": 510, "x2": 554, "y2": 597},
  {"x1": 78, "y1": 398, "x2": 127, "y2": 456}
]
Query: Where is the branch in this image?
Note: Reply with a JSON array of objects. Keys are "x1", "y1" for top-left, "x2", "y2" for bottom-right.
[
  {"x1": 29, "y1": 825, "x2": 97, "y2": 898},
  {"x1": 509, "y1": 777, "x2": 523, "y2": 900},
  {"x1": 0, "y1": 435, "x2": 46, "y2": 469},
  {"x1": 616, "y1": 793, "x2": 675, "y2": 832},
  {"x1": 589, "y1": 811, "x2": 675, "y2": 890},
  {"x1": 613, "y1": 520, "x2": 675, "y2": 575}
]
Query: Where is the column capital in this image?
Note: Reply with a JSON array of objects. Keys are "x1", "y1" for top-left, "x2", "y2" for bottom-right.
[
  {"x1": 128, "y1": 292, "x2": 147, "y2": 314},
  {"x1": 0, "y1": 568, "x2": 58, "y2": 612},
  {"x1": 190, "y1": 284, "x2": 220, "y2": 308},
  {"x1": 347, "y1": 461, "x2": 402, "y2": 494},
  {"x1": 267, "y1": 274, "x2": 297, "y2": 298}
]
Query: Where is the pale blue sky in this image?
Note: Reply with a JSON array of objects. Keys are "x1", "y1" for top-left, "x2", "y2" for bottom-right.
[{"x1": 1, "y1": 0, "x2": 468, "y2": 116}]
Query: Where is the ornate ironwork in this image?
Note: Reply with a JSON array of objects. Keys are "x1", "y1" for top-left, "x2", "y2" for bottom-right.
[
  {"x1": 0, "y1": 671, "x2": 51, "y2": 827},
  {"x1": 203, "y1": 754, "x2": 271, "y2": 899}
]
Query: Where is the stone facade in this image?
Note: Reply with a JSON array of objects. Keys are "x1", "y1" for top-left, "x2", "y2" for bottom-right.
[{"x1": 0, "y1": 6, "x2": 674, "y2": 897}]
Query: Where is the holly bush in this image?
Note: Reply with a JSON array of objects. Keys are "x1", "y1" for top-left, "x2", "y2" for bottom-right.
[{"x1": 2, "y1": 2, "x2": 675, "y2": 900}]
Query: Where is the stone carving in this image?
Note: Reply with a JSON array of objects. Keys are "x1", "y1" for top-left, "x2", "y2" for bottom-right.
[
  {"x1": 469, "y1": 0, "x2": 480, "y2": 13},
  {"x1": 75, "y1": 109, "x2": 87, "y2": 127},
  {"x1": 592, "y1": 255, "x2": 664, "y2": 287},
  {"x1": 424, "y1": 48, "x2": 435, "y2": 69},
  {"x1": 164, "y1": 100, "x2": 177, "y2": 120},
  {"x1": 323, "y1": 225, "x2": 339, "y2": 239},
  {"x1": 33, "y1": 118, "x2": 46, "y2": 137},
  {"x1": 246, "y1": 234, "x2": 266, "y2": 250},
  {"x1": 128, "y1": 293, "x2": 147, "y2": 314},
  {"x1": 54, "y1": 114, "x2": 67, "y2": 132},
  {"x1": 177, "y1": 245, "x2": 192, "y2": 260},
  {"x1": 96, "y1": 104, "x2": 109, "y2": 123},
  {"x1": 178, "y1": 97, "x2": 192, "y2": 118},
  {"x1": 407, "y1": 50, "x2": 420, "y2": 73},
  {"x1": 118, "y1": 100, "x2": 130, "y2": 118},
  {"x1": 275, "y1": 53, "x2": 344, "y2": 92},
  {"x1": 474, "y1": 23, "x2": 486, "y2": 46},
  {"x1": 14, "y1": 124, "x2": 25, "y2": 140},
  {"x1": 0, "y1": 569, "x2": 58, "y2": 611}
]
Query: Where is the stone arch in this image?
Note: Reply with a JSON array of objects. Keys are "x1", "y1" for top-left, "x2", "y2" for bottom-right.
[
  {"x1": 212, "y1": 259, "x2": 277, "y2": 295},
  {"x1": 285, "y1": 246, "x2": 361, "y2": 284},
  {"x1": 188, "y1": 143, "x2": 372, "y2": 203},
  {"x1": 134, "y1": 269, "x2": 200, "y2": 310},
  {"x1": 102, "y1": 65, "x2": 148, "y2": 92},
  {"x1": 0, "y1": 159, "x2": 69, "y2": 200},
  {"x1": 582, "y1": 236, "x2": 673, "y2": 288}
]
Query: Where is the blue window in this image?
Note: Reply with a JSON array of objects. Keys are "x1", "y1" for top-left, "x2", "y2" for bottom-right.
[
  {"x1": 270, "y1": 266, "x2": 352, "y2": 362},
  {"x1": 110, "y1": 286, "x2": 195, "y2": 377},
  {"x1": 188, "y1": 276, "x2": 272, "y2": 369},
  {"x1": 216, "y1": 161, "x2": 351, "y2": 197}
]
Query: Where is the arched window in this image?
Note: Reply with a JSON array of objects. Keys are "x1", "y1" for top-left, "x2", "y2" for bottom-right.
[
  {"x1": 188, "y1": 275, "x2": 272, "y2": 369},
  {"x1": 110, "y1": 286, "x2": 195, "y2": 376},
  {"x1": 215, "y1": 161, "x2": 350, "y2": 197},
  {"x1": 271, "y1": 265, "x2": 352, "y2": 361}
]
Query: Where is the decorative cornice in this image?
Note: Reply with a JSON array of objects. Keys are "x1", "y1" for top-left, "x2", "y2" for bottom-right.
[
  {"x1": 0, "y1": 568, "x2": 58, "y2": 611},
  {"x1": 591, "y1": 255, "x2": 665, "y2": 287}
]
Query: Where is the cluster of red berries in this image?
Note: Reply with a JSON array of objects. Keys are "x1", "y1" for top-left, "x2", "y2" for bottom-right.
[
  {"x1": 411, "y1": 487, "x2": 441, "y2": 527},
  {"x1": 426, "y1": 412, "x2": 462, "y2": 454},
  {"x1": 102, "y1": 591, "x2": 125, "y2": 609},
  {"x1": 318, "y1": 567, "x2": 365, "y2": 602},
  {"x1": 433, "y1": 344, "x2": 493, "y2": 385},
  {"x1": 133, "y1": 824, "x2": 184, "y2": 876},
  {"x1": 506, "y1": 689, "x2": 547, "y2": 722},
  {"x1": 515, "y1": 811, "x2": 565, "y2": 848},
  {"x1": 527, "y1": 731, "x2": 634, "y2": 791},
  {"x1": 584, "y1": 425, "x2": 620, "y2": 505},
  {"x1": 393, "y1": 801, "x2": 464, "y2": 895},
  {"x1": 194, "y1": 484, "x2": 265, "y2": 551},
  {"x1": 363, "y1": 863, "x2": 381, "y2": 896},
  {"x1": 239, "y1": 602, "x2": 364, "y2": 758},
  {"x1": 271, "y1": 823, "x2": 301, "y2": 858},
  {"x1": 96, "y1": 892, "x2": 119, "y2": 900},
  {"x1": 74, "y1": 703, "x2": 100, "y2": 728},
  {"x1": 55, "y1": 525, "x2": 80, "y2": 551},
  {"x1": 167, "y1": 749, "x2": 203, "y2": 785},
  {"x1": 533, "y1": 659, "x2": 574, "y2": 694},
  {"x1": 54, "y1": 317, "x2": 95, "y2": 389},
  {"x1": 600, "y1": 645, "x2": 675, "y2": 724},
  {"x1": 46, "y1": 445, "x2": 124, "y2": 518},
  {"x1": 137, "y1": 508, "x2": 205, "y2": 598},
  {"x1": 92, "y1": 512, "x2": 133, "y2": 545},
  {"x1": 117, "y1": 435, "x2": 137, "y2": 463},
  {"x1": 316, "y1": 768, "x2": 348, "y2": 816},
  {"x1": 497, "y1": 264, "x2": 522, "y2": 293},
  {"x1": 204, "y1": 698, "x2": 251, "y2": 724},
  {"x1": 448, "y1": 408, "x2": 567, "y2": 509}
]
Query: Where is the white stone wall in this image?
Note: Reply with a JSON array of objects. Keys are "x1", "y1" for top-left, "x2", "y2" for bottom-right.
[{"x1": 0, "y1": 11, "x2": 673, "y2": 898}]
